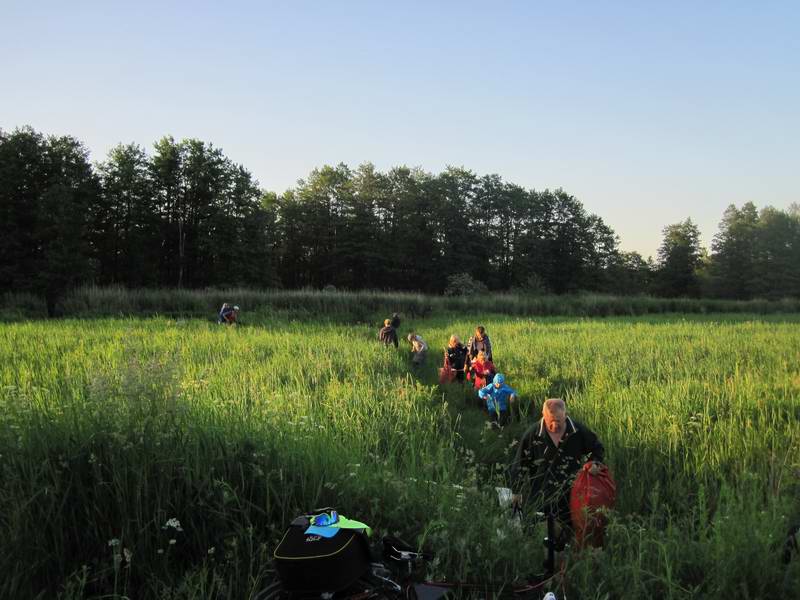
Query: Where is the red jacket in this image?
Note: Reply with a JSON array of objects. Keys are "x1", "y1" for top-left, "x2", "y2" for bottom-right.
[{"x1": 469, "y1": 359, "x2": 495, "y2": 388}]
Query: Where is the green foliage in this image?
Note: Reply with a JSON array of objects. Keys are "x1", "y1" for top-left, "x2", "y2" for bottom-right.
[
  {"x1": 655, "y1": 219, "x2": 703, "y2": 297},
  {"x1": 711, "y1": 203, "x2": 800, "y2": 300},
  {"x1": 444, "y1": 272, "x2": 490, "y2": 296},
  {"x1": 5, "y1": 126, "x2": 800, "y2": 299},
  {"x1": 4, "y1": 286, "x2": 800, "y2": 322},
  {"x1": 0, "y1": 314, "x2": 799, "y2": 598},
  {"x1": 0, "y1": 127, "x2": 99, "y2": 315}
]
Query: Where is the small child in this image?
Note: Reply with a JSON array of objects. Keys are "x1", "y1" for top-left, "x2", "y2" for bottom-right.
[
  {"x1": 478, "y1": 373, "x2": 518, "y2": 427},
  {"x1": 468, "y1": 350, "x2": 496, "y2": 390}
]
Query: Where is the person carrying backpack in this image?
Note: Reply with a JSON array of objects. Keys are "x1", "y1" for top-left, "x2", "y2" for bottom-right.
[
  {"x1": 378, "y1": 319, "x2": 399, "y2": 348},
  {"x1": 218, "y1": 303, "x2": 239, "y2": 325}
]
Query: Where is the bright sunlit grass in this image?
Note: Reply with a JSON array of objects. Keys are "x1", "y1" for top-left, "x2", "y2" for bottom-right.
[{"x1": 0, "y1": 313, "x2": 798, "y2": 598}]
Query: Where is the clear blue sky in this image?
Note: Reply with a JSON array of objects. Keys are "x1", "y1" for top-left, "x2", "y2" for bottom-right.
[{"x1": 2, "y1": 1, "x2": 798, "y2": 258}]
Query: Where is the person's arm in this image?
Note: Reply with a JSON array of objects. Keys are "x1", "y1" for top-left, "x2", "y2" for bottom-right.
[
  {"x1": 582, "y1": 425, "x2": 605, "y2": 464},
  {"x1": 509, "y1": 428, "x2": 533, "y2": 500},
  {"x1": 392, "y1": 330, "x2": 398, "y2": 348}
]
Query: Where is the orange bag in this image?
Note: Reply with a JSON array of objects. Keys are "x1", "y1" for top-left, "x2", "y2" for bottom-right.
[
  {"x1": 438, "y1": 358, "x2": 456, "y2": 385},
  {"x1": 570, "y1": 462, "x2": 616, "y2": 549}
]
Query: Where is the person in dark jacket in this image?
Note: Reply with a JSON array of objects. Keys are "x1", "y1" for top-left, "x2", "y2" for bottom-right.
[
  {"x1": 444, "y1": 334, "x2": 469, "y2": 382},
  {"x1": 390, "y1": 313, "x2": 401, "y2": 330},
  {"x1": 509, "y1": 398, "x2": 604, "y2": 540},
  {"x1": 378, "y1": 319, "x2": 399, "y2": 348}
]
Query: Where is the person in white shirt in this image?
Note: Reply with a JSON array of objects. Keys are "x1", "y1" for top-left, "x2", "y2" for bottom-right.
[{"x1": 406, "y1": 332, "x2": 428, "y2": 366}]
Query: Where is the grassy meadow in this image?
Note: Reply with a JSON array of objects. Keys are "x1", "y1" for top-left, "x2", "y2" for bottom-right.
[{"x1": 1, "y1": 312, "x2": 799, "y2": 598}]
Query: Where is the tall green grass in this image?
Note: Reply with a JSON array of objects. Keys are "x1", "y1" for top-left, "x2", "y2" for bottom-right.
[
  {"x1": 0, "y1": 314, "x2": 798, "y2": 598},
  {"x1": 4, "y1": 285, "x2": 800, "y2": 321}
]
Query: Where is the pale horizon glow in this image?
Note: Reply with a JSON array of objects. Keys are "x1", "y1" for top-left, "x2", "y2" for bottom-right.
[{"x1": 1, "y1": 1, "x2": 798, "y2": 259}]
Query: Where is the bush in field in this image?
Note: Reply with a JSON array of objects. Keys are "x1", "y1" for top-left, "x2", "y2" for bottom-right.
[{"x1": 444, "y1": 272, "x2": 489, "y2": 296}]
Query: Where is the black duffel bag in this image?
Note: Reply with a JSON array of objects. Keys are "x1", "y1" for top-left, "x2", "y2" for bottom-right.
[{"x1": 273, "y1": 511, "x2": 372, "y2": 593}]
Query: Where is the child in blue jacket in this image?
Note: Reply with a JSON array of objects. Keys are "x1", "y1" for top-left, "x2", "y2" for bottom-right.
[{"x1": 478, "y1": 373, "x2": 518, "y2": 426}]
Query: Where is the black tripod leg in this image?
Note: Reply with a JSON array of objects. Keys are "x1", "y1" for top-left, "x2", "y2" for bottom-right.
[{"x1": 544, "y1": 511, "x2": 556, "y2": 576}]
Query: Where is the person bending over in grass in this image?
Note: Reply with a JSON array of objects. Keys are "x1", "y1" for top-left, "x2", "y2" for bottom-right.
[
  {"x1": 406, "y1": 332, "x2": 428, "y2": 367},
  {"x1": 378, "y1": 319, "x2": 399, "y2": 348},
  {"x1": 478, "y1": 373, "x2": 518, "y2": 426},
  {"x1": 444, "y1": 335, "x2": 469, "y2": 383},
  {"x1": 509, "y1": 398, "x2": 604, "y2": 546},
  {"x1": 218, "y1": 303, "x2": 239, "y2": 325}
]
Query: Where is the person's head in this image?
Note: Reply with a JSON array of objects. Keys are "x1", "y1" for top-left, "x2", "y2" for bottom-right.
[
  {"x1": 477, "y1": 350, "x2": 486, "y2": 363},
  {"x1": 392, "y1": 313, "x2": 399, "y2": 319},
  {"x1": 448, "y1": 334, "x2": 461, "y2": 348},
  {"x1": 475, "y1": 326, "x2": 486, "y2": 339},
  {"x1": 222, "y1": 303, "x2": 230, "y2": 309},
  {"x1": 542, "y1": 398, "x2": 567, "y2": 434},
  {"x1": 407, "y1": 333, "x2": 416, "y2": 343},
  {"x1": 493, "y1": 373, "x2": 505, "y2": 388},
  {"x1": 233, "y1": 305, "x2": 240, "y2": 312},
  {"x1": 384, "y1": 319, "x2": 391, "y2": 327}
]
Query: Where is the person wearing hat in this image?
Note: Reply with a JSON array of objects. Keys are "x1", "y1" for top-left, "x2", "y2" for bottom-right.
[{"x1": 478, "y1": 373, "x2": 518, "y2": 426}]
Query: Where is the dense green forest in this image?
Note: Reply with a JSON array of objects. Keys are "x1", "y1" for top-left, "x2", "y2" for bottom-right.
[{"x1": 2, "y1": 126, "x2": 799, "y2": 314}]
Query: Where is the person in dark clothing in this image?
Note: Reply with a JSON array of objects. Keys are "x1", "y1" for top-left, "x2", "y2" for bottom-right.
[
  {"x1": 378, "y1": 319, "x2": 399, "y2": 348},
  {"x1": 444, "y1": 334, "x2": 469, "y2": 382},
  {"x1": 390, "y1": 313, "x2": 401, "y2": 330},
  {"x1": 509, "y1": 398, "x2": 604, "y2": 542}
]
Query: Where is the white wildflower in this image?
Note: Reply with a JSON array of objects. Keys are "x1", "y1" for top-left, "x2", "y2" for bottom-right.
[
  {"x1": 169, "y1": 538, "x2": 177, "y2": 545},
  {"x1": 163, "y1": 518, "x2": 183, "y2": 532}
]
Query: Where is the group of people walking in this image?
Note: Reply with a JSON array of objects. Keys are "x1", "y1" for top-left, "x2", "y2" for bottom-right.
[
  {"x1": 379, "y1": 319, "x2": 519, "y2": 427},
  {"x1": 378, "y1": 312, "x2": 607, "y2": 548}
]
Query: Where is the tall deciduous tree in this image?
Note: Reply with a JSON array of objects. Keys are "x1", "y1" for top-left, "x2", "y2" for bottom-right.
[
  {"x1": 710, "y1": 202, "x2": 759, "y2": 299},
  {"x1": 654, "y1": 219, "x2": 703, "y2": 297},
  {"x1": 93, "y1": 143, "x2": 160, "y2": 286},
  {"x1": 0, "y1": 128, "x2": 99, "y2": 314}
]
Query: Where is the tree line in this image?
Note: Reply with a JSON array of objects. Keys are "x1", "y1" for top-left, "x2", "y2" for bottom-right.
[{"x1": 1, "y1": 126, "x2": 799, "y2": 314}]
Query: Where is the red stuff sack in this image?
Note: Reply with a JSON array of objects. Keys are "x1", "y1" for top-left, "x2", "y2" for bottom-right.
[
  {"x1": 438, "y1": 358, "x2": 456, "y2": 385},
  {"x1": 570, "y1": 462, "x2": 616, "y2": 549}
]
